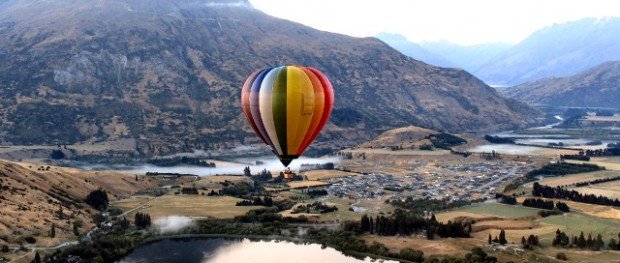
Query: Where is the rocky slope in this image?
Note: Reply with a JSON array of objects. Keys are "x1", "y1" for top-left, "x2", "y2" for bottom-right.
[
  {"x1": 500, "y1": 61, "x2": 620, "y2": 109},
  {"x1": 0, "y1": 0, "x2": 540, "y2": 155},
  {"x1": 475, "y1": 17, "x2": 620, "y2": 86}
]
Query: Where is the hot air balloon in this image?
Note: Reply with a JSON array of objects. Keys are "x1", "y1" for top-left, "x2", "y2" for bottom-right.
[{"x1": 240, "y1": 66, "x2": 334, "y2": 167}]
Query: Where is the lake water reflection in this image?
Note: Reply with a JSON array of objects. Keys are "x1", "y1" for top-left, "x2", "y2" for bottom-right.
[{"x1": 119, "y1": 238, "x2": 396, "y2": 263}]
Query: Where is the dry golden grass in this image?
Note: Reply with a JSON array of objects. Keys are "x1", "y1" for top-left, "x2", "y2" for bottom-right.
[
  {"x1": 537, "y1": 170, "x2": 619, "y2": 187},
  {"x1": 286, "y1": 180, "x2": 330, "y2": 189},
  {"x1": 434, "y1": 211, "x2": 494, "y2": 223},
  {"x1": 515, "y1": 196, "x2": 620, "y2": 220},
  {"x1": 357, "y1": 125, "x2": 438, "y2": 149},
  {"x1": 471, "y1": 219, "x2": 536, "y2": 232},
  {"x1": 566, "y1": 157, "x2": 620, "y2": 171},
  {"x1": 538, "y1": 247, "x2": 620, "y2": 263},
  {"x1": 571, "y1": 180, "x2": 620, "y2": 199},
  {"x1": 473, "y1": 223, "x2": 560, "y2": 243},
  {"x1": 115, "y1": 195, "x2": 260, "y2": 219},
  {"x1": 362, "y1": 235, "x2": 473, "y2": 256},
  {"x1": 302, "y1": 169, "x2": 357, "y2": 180},
  {"x1": 0, "y1": 160, "x2": 158, "y2": 247}
]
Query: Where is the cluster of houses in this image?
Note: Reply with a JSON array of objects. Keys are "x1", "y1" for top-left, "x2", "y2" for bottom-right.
[{"x1": 322, "y1": 161, "x2": 535, "y2": 202}]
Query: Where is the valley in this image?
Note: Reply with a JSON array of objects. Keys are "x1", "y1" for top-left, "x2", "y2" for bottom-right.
[{"x1": 1, "y1": 121, "x2": 618, "y2": 263}]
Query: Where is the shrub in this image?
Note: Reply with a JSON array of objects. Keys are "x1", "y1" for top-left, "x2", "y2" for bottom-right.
[{"x1": 556, "y1": 252, "x2": 568, "y2": 261}]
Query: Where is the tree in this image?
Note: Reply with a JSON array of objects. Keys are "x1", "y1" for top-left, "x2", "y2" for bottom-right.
[
  {"x1": 595, "y1": 234, "x2": 604, "y2": 250},
  {"x1": 73, "y1": 220, "x2": 82, "y2": 236},
  {"x1": 243, "y1": 166, "x2": 252, "y2": 177},
  {"x1": 33, "y1": 251, "x2": 41, "y2": 263},
  {"x1": 556, "y1": 202, "x2": 570, "y2": 212},
  {"x1": 609, "y1": 238, "x2": 617, "y2": 250},
  {"x1": 499, "y1": 230, "x2": 507, "y2": 245},
  {"x1": 85, "y1": 189, "x2": 109, "y2": 211},
  {"x1": 586, "y1": 233, "x2": 593, "y2": 248},
  {"x1": 1, "y1": 245, "x2": 8, "y2": 253},
  {"x1": 578, "y1": 232, "x2": 587, "y2": 248},
  {"x1": 489, "y1": 234, "x2": 493, "y2": 244},
  {"x1": 399, "y1": 248, "x2": 424, "y2": 262},
  {"x1": 135, "y1": 212, "x2": 152, "y2": 228},
  {"x1": 556, "y1": 252, "x2": 568, "y2": 261},
  {"x1": 119, "y1": 217, "x2": 130, "y2": 230},
  {"x1": 49, "y1": 223, "x2": 56, "y2": 238}
]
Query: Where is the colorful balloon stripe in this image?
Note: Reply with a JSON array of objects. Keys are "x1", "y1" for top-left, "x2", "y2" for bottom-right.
[{"x1": 240, "y1": 66, "x2": 334, "y2": 166}]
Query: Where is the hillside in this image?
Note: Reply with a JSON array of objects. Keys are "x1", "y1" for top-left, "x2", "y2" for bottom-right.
[
  {"x1": 357, "y1": 126, "x2": 439, "y2": 149},
  {"x1": 375, "y1": 33, "x2": 455, "y2": 68},
  {"x1": 475, "y1": 17, "x2": 620, "y2": 86},
  {"x1": 0, "y1": 0, "x2": 540, "y2": 156},
  {"x1": 0, "y1": 160, "x2": 159, "y2": 247},
  {"x1": 501, "y1": 61, "x2": 620, "y2": 109}
]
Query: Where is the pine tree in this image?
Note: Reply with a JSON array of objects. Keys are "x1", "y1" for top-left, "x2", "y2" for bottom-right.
[
  {"x1": 578, "y1": 232, "x2": 586, "y2": 248},
  {"x1": 595, "y1": 234, "x2": 604, "y2": 250},
  {"x1": 49, "y1": 223, "x2": 55, "y2": 238},
  {"x1": 33, "y1": 251, "x2": 41, "y2": 263},
  {"x1": 586, "y1": 233, "x2": 593, "y2": 248},
  {"x1": 499, "y1": 229, "x2": 507, "y2": 245},
  {"x1": 489, "y1": 234, "x2": 493, "y2": 244},
  {"x1": 609, "y1": 238, "x2": 617, "y2": 250}
]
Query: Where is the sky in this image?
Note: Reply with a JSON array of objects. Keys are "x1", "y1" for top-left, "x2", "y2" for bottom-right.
[{"x1": 249, "y1": 0, "x2": 620, "y2": 45}]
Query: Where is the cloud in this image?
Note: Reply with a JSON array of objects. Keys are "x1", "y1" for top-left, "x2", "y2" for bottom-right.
[{"x1": 153, "y1": 216, "x2": 195, "y2": 234}]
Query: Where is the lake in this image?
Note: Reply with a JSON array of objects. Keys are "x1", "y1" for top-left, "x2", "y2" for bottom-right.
[{"x1": 119, "y1": 238, "x2": 396, "y2": 263}]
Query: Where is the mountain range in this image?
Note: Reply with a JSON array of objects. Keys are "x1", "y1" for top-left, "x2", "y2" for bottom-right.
[
  {"x1": 474, "y1": 17, "x2": 620, "y2": 86},
  {"x1": 419, "y1": 41, "x2": 511, "y2": 73},
  {"x1": 0, "y1": 0, "x2": 540, "y2": 156},
  {"x1": 379, "y1": 18, "x2": 620, "y2": 88},
  {"x1": 375, "y1": 33, "x2": 455, "y2": 68},
  {"x1": 499, "y1": 60, "x2": 620, "y2": 109}
]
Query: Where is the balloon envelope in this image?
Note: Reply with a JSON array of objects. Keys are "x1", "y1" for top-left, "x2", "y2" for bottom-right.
[{"x1": 240, "y1": 66, "x2": 334, "y2": 167}]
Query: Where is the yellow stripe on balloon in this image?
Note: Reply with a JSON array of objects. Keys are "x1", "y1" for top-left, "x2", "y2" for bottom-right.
[{"x1": 286, "y1": 66, "x2": 315, "y2": 155}]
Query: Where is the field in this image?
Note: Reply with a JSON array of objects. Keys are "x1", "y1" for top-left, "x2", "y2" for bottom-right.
[
  {"x1": 539, "y1": 212, "x2": 620, "y2": 240},
  {"x1": 362, "y1": 235, "x2": 473, "y2": 256},
  {"x1": 287, "y1": 180, "x2": 331, "y2": 189},
  {"x1": 302, "y1": 169, "x2": 357, "y2": 180},
  {"x1": 571, "y1": 180, "x2": 620, "y2": 199},
  {"x1": 437, "y1": 203, "x2": 541, "y2": 220},
  {"x1": 113, "y1": 195, "x2": 261, "y2": 219},
  {"x1": 281, "y1": 197, "x2": 395, "y2": 222},
  {"x1": 566, "y1": 157, "x2": 620, "y2": 171},
  {"x1": 536, "y1": 170, "x2": 619, "y2": 187}
]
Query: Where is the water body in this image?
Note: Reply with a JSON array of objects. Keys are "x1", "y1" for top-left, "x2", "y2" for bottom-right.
[
  {"x1": 82, "y1": 156, "x2": 340, "y2": 176},
  {"x1": 119, "y1": 238, "x2": 395, "y2": 263}
]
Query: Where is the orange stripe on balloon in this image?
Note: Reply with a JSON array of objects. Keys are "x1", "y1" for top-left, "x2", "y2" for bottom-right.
[
  {"x1": 296, "y1": 67, "x2": 325, "y2": 154},
  {"x1": 298, "y1": 67, "x2": 334, "y2": 154}
]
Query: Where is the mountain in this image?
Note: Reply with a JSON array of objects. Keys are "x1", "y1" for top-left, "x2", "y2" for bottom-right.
[
  {"x1": 0, "y1": 0, "x2": 540, "y2": 156},
  {"x1": 500, "y1": 61, "x2": 620, "y2": 109},
  {"x1": 475, "y1": 17, "x2": 620, "y2": 86},
  {"x1": 419, "y1": 41, "x2": 511, "y2": 73},
  {"x1": 375, "y1": 33, "x2": 455, "y2": 68}
]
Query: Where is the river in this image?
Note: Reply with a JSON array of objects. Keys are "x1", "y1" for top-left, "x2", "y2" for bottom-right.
[{"x1": 119, "y1": 238, "x2": 396, "y2": 263}]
